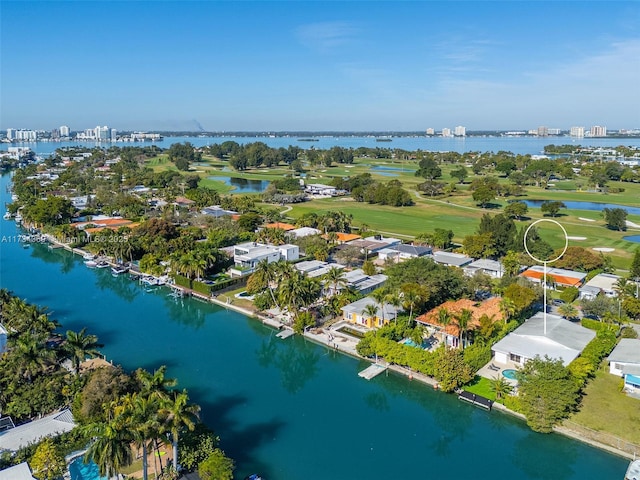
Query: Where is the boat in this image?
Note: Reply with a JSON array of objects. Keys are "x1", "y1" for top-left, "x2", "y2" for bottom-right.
[
  {"x1": 84, "y1": 260, "x2": 98, "y2": 268},
  {"x1": 14, "y1": 213, "x2": 22, "y2": 224},
  {"x1": 3, "y1": 212, "x2": 10, "y2": 220},
  {"x1": 95, "y1": 261, "x2": 110, "y2": 269},
  {"x1": 83, "y1": 253, "x2": 96, "y2": 261},
  {"x1": 625, "y1": 459, "x2": 640, "y2": 480},
  {"x1": 111, "y1": 264, "x2": 129, "y2": 275},
  {"x1": 244, "y1": 475, "x2": 263, "y2": 480}
]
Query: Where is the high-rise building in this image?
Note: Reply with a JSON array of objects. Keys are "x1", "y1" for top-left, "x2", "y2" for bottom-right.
[
  {"x1": 426, "y1": 128, "x2": 435, "y2": 135},
  {"x1": 570, "y1": 126, "x2": 585, "y2": 137},
  {"x1": 590, "y1": 125, "x2": 607, "y2": 137},
  {"x1": 537, "y1": 126, "x2": 549, "y2": 137},
  {"x1": 6, "y1": 128, "x2": 15, "y2": 141},
  {"x1": 441, "y1": 128, "x2": 452, "y2": 137},
  {"x1": 454, "y1": 126, "x2": 466, "y2": 137},
  {"x1": 60, "y1": 125, "x2": 70, "y2": 137},
  {"x1": 110, "y1": 128, "x2": 117, "y2": 141}
]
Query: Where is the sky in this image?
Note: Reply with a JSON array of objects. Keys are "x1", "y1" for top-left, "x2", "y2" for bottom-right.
[{"x1": 1, "y1": 1, "x2": 639, "y2": 132}]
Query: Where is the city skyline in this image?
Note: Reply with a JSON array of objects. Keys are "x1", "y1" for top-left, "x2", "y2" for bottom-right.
[{"x1": 1, "y1": 1, "x2": 639, "y2": 131}]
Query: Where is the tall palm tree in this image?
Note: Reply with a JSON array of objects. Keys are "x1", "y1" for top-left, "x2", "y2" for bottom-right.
[
  {"x1": 499, "y1": 297, "x2": 517, "y2": 323},
  {"x1": 385, "y1": 291, "x2": 402, "y2": 322},
  {"x1": 437, "y1": 308, "x2": 452, "y2": 347},
  {"x1": 251, "y1": 259, "x2": 280, "y2": 308},
  {"x1": 370, "y1": 288, "x2": 389, "y2": 325},
  {"x1": 81, "y1": 414, "x2": 134, "y2": 479},
  {"x1": 120, "y1": 393, "x2": 161, "y2": 480},
  {"x1": 159, "y1": 389, "x2": 201, "y2": 471},
  {"x1": 455, "y1": 308, "x2": 474, "y2": 349},
  {"x1": 400, "y1": 284, "x2": 423, "y2": 323},
  {"x1": 64, "y1": 328, "x2": 103, "y2": 374},
  {"x1": 322, "y1": 267, "x2": 346, "y2": 297},
  {"x1": 11, "y1": 333, "x2": 55, "y2": 383},
  {"x1": 135, "y1": 365, "x2": 177, "y2": 400},
  {"x1": 363, "y1": 303, "x2": 379, "y2": 328}
]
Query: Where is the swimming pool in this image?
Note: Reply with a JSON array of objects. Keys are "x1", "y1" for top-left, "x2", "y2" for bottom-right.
[
  {"x1": 502, "y1": 369, "x2": 518, "y2": 380},
  {"x1": 68, "y1": 457, "x2": 108, "y2": 480}
]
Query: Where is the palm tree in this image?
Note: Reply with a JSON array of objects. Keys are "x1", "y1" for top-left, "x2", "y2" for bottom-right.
[
  {"x1": 82, "y1": 418, "x2": 133, "y2": 479},
  {"x1": 558, "y1": 303, "x2": 579, "y2": 321},
  {"x1": 159, "y1": 389, "x2": 201, "y2": 472},
  {"x1": 370, "y1": 288, "x2": 389, "y2": 326},
  {"x1": 400, "y1": 283, "x2": 422, "y2": 323},
  {"x1": 489, "y1": 375, "x2": 514, "y2": 401},
  {"x1": 363, "y1": 303, "x2": 379, "y2": 328},
  {"x1": 385, "y1": 291, "x2": 402, "y2": 322},
  {"x1": 499, "y1": 297, "x2": 517, "y2": 323},
  {"x1": 135, "y1": 365, "x2": 177, "y2": 400},
  {"x1": 437, "y1": 308, "x2": 452, "y2": 347},
  {"x1": 121, "y1": 393, "x2": 161, "y2": 480},
  {"x1": 251, "y1": 259, "x2": 280, "y2": 308},
  {"x1": 64, "y1": 328, "x2": 104, "y2": 374},
  {"x1": 455, "y1": 308, "x2": 474, "y2": 349},
  {"x1": 322, "y1": 267, "x2": 346, "y2": 297},
  {"x1": 11, "y1": 333, "x2": 55, "y2": 383}
]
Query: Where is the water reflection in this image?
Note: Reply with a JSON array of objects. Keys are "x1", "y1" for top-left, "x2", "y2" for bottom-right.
[
  {"x1": 93, "y1": 268, "x2": 139, "y2": 303},
  {"x1": 161, "y1": 293, "x2": 208, "y2": 329},
  {"x1": 207, "y1": 176, "x2": 270, "y2": 193},
  {"x1": 29, "y1": 242, "x2": 76, "y2": 274},
  {"x1": 512, "y1": 432, "x2": 577, "y2": 480}
]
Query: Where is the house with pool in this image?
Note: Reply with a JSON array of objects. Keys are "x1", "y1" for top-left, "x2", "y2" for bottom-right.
[
  {"x1": 607, "y1": 338, "x2": 640, "y2": 396},
  {"x1": 229, "y1": 242, "x2": 299, "y2": 277},
  {"x1": 491, "y1": 312, "x2": 596, "y2": 367}
]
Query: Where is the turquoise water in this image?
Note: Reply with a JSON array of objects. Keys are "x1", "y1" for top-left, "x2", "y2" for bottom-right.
[
  {"x1": 502, "y1": 369, "x2": 518, "y2": 380},
  {"x1": 0, "y1": 173, "x2": 629, "y2": 479},
  {"x1": 68, "y1": 457, "x2": 107, "y2": 480},
  {"x1": 521, "y1": 199, "x2": 640, "y2": 216}
]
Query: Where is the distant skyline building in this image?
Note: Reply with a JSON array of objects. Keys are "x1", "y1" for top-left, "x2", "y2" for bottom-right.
[
  {"x1": 426, "y1": 128, "x2": 435, "y2": 135},
  {"x1": 454, "y1": 126, "x2": 466, "y2": 137},
  {"x1": 6, "y1": 128, "x2": 15, "y2": 141},
  {"x1": 590, "y1": 125, "x2": 607, "y2": 137},
  {"x1": 60, "y1": 125, "x2": 70, "y2": 137},
  {"x1": 537, "y1": 126, "x2": 549, "y2": 137},
  {"x1": 441, "y1": 128, "x2": 452, "y2": 137},
  {"x1": 548, "y1": 128, "x2": 561, "y2": 135},
  {"x1": 570, "y1": 126, "x2": 585, "y2": 137}
]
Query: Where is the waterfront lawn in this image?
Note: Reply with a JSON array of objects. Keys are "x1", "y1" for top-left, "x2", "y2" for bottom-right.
[
  {"x1": 567, "y1": 365, "x2": 640, "y2": 445},
  {"x1": 464, "y1": 376, "x2": 497, "y2": 403}
]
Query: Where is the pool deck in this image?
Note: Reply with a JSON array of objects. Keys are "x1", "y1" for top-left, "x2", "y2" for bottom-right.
[{"x1": 477, "y1": 359, "x2": 520, "y2": 386}]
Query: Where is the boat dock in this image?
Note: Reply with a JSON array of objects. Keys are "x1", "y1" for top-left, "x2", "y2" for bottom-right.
[
  {"x1": 458, "y1": 390, "x2": 493, "y2": 410},
  {"x1": 358, "y1": 363, "x2": 388, "y2": 380},
  {"x1": 276, "y1": 328, "x2": 295, "y2": 340}
]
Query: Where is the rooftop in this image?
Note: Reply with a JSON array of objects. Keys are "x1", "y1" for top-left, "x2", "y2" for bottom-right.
[
  {"x1": 0, "y1": 462, "x2": 36, "y2": 480},
  {"x1": 608, "y1": 338, "x2": 640, "y2": 365},
  {"x1": 520, "y1": 266, "x2": 587, "y2": 286},
  {"x1": 0, "y1": 409, "x2": 75, "y2": 453},
  {"x1": 416, "y1": 298, "x2": 503, "y2": 336},
  {"x1": 432, "y1": 251, "x2": 473, "y2": 267}
]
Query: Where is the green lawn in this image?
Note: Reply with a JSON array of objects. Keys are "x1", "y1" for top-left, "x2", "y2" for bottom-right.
[
  {"x1": 464, "y1": 376, "x2": 498, "y2": 402},
  {"x1": 566, "y1": 365, "x2": 640, "y2": 445}
]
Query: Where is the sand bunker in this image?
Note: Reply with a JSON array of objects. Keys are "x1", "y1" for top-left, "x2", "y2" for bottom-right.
[
  {"x1": 567, "y1": 236, "x2": 586, "y2": 240},
  {"x1": 592, "y1": 247, "x2": 615, "y2": 252},
  {"x1": 579, "y1": 217, "x2": 596, "y2": 222},
  {"x1": 626, "y1": 220, "x2": 640, "y2": 229}
]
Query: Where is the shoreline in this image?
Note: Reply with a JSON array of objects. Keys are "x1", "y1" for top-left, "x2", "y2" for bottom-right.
[{"x1": 37, "y1": 234, "x2": 638, "y2": 462}]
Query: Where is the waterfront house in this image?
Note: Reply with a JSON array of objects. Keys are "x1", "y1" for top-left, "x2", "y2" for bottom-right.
[
  {"x1": 432, "y1": 251, "x2": 473, "y2": 268},
  {"x1": 0, "y1": 409, "x2": 75, "y2": 454},
  {"x1": 341, "y1": 297, "x2": 404, "y2": 328},
  {"x1": 608, "y1": 338, "x2": 640, "y2": 395},
  {"x1": 491, "y1": 312, "x2": 596, "y2": 367},
  {"x1": 229, "y1": 242, "x2": 299, "y2": 277},
  {"x1": 463, "y1": 258, "x2": 505, "y2": 278},
  {"x1": 520, "y1": 265, "x2": 586, "y2": 288},
  {"x1": 579, "y1": 273, "x2": 621, "y2": 300},
  {"x1": 0, "y1": 462, "x2": 36, "y2": 480},
  {"x1": 288, "y1": 227, "x2": 322, "y2": 238},
  {"x1": 415, "y1": 298, "x2": 503, "y2": 348},
  {"x1": 294, "y1": 260, "x2": 345, "y2": 279}
]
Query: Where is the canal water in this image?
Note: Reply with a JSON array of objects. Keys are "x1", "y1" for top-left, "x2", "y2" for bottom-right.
[{"x1": 0, "y1": 173, "x2": 628, "y2": 479}]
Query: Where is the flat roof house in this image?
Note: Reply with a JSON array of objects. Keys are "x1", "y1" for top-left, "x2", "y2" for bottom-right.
[
  {"x1": 294, "y1": 260, "x2": 345, "y2": 279},
  {"x1": 432, "y1": 251, "x2": 473, "y2": 268},
  {"x1": 201, "y1": 205, "x2": 237, "y2": 218},
  {"x1": 491, "y1": 312, "x2": 596, "y2": 367},
  {"x1": 464, "y1": 259, "x2": 505, "y2": 278},
  {"x1": 0, "y1": 409, "x2": 75, "y2": 454},
  {"x1": 342, "y1": 269, "x2": 388, "y2": 295},
  {"x1": 229, "y1": 242, "x2": 299, "y2": 277},
  {"x1": 378, "y1": 244, "x2": 432, "y2": 263},
  {"x1": 579, "y1": 273, "x2": 621, "y2": 300},
  {"x1": 608, "y1": 338, "x2": 640, "y2": 395},
  {"x1": 0, "y1": 462, "x2": 36, "y2": 480}
]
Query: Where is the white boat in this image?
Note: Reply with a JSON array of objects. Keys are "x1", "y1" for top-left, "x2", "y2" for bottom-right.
[
  {"x1": 95, "y1": 261, "x2": 110, "y2": 269},
  {"x1": 625, "y1": 459, "x2": 640, "y2": 480},
  {"x1": 84, "y1": 260, "x2": 98, "y2": 268},
  {"x1": 83, "y1": 253, "x2": 96, "y2": 261},
  {"x1": 111, "y1": 265, "x2": 129, "y2": 275},
  {"x1": 3, "y1": 212, "x2": 10, "y2": 220},
  {"x1": 14, "y1": 214, "x2": 22, "y2": 224}
]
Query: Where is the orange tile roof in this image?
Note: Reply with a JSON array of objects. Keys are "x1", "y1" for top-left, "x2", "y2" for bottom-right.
[
  {"x1": 415, "y1": 297, "x2": 504, "y2": 336},
  {"x1": 265, "y1": 222, "x2": 296, "y2": 231},
  {"x1": 520, "y1": 269, "x2": 583, "y2": 287},
  {"x1": 334, "y1": 232, "x2": 362, "y2": 242},
  {"x1": 85, "y1": 223, "x2": 139, "y2": 235},
  {"x1": 72, "y1": 218, "x2": 134, "y2": 228}
]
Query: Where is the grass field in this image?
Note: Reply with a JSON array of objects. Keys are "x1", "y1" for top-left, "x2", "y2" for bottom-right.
[{"x1": 566, "y1": 364, "x2": 640, "y2": 446}]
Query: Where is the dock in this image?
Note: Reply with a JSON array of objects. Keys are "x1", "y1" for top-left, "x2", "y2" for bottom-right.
[
  {"x1": 276, "y1": 328, "x2": 295, "y2": 340},
  {"x1": 358, "y1": 363, "x2": 388, "y2": 380},
  {"x1": 458, "y1": 390, "x2": 493, "y2": 410}
]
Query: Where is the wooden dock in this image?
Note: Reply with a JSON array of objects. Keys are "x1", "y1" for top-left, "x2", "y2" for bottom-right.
[
  {"x1": 276, "y1": 329, "x2": 295, "y2": 340},
  {"x1": 358, "y1": 363, "x2": 388, "y2": 380},
  {"x1": 458, "y1": 390, "x2": 493, "y2": 410}
]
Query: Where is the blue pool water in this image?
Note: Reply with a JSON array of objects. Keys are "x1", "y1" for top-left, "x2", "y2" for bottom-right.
[
  {"x1": 68, "y1": 457, "x2": 107, "y2": 480},
  {"x1": 402, "y1": 338, "x2": 427, "y2": 349},
  {"x1": 502, "y1": 369, "x2": 518, "y2": 380},
  {"x1": 623, "y1": 235, "x2": 640, "y2": 243}
]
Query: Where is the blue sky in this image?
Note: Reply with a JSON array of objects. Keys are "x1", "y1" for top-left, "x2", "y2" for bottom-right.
[{"x1": 1, "y1": 1, "x2": 639, "y2": 131}]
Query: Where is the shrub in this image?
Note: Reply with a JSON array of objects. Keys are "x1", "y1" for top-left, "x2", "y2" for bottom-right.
[{"x1": 559, "y1": 286, "x2": 579, "y2": 303}]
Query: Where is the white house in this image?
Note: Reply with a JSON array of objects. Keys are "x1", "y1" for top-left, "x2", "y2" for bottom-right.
[
  {"x1": 229, "y1": 242, "x2": 299, "y2": 277},
  {"x1": 288, "y1": 227, "x2": 321, "y2": 238},
  {"x1": 378, "y1": 244, "x2": 432, "y2": 263},
  {"x1": 0, "y1": 409, "x2": 75, "y2": 454},
  {"x1": 0, "y1": 462, "x2": 36, "y2": 480},
  {"x1": 463, "y1": 259, "x2": 505, "y2": 278},
  {"x1": 579, "y1": 273, "x2": 621, "y2": 300},
  {"x1": 201, "y1": 205, "x2": 237, "y2": 218},
  {"x1": 608, "y1": 338, "x2": 640, "y2": 394},
  {"x1": 432, "y1": 251, "x2": 473, "y2": 268},
  {"x1": 294, "y1": 260, "x2": 345, "y2": 279},
  {"x1": 491, "y1": 312, "x2": 596, "y2": 367},
  {"x1": 342, "y1": 269, "x2": 388, "y2": 294},
  {"x1": 304, "y1": 183, "x2": 338, "y2": 196}
]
